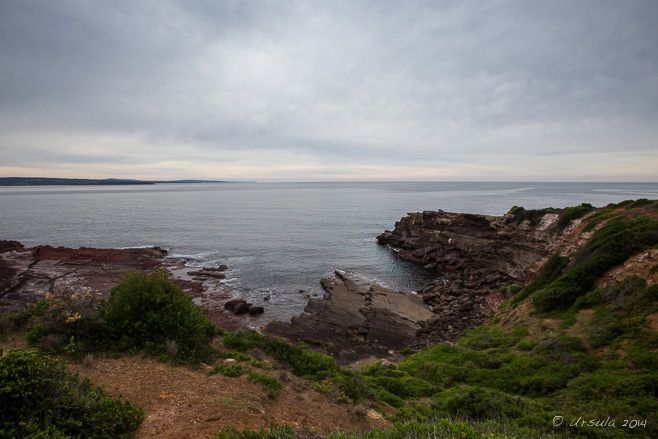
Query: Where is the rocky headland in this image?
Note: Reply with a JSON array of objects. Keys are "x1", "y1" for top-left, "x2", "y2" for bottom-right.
[
  {"x1": 375, "y1": 209, "x2": 557, "y2": 345},
  {"x1": 263, "y1": 208, "x2": 559, "y2": 358}
]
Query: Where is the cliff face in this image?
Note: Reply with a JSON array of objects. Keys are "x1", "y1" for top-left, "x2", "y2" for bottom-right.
[
  {"x1": 377, "y1": 209, "x2": 552, "y2": 293},
  {"x1": 375, "y1": 209, "x2": 574, "y2": 344}
]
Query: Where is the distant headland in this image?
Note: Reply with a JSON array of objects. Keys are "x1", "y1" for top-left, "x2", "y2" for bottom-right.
[{"x1": 0, "y1": 177, "x2": 253, "y2": 186}]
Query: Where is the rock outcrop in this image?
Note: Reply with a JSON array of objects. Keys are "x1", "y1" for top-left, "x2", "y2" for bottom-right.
[
  {"x1": 376, "y1": 209, "x2": 555, "y2": 345},
  {"x1": 0, "y1": 241, "x2": 170, "y2": 313},
  {"x1": 263, "y1": 270, "x2": 434, "y2": 364},
  {"x1": 294, "y1": 270, "x2": 434, "y2": 350}
]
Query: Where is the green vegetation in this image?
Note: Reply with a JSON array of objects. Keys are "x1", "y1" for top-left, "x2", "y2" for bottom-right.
[
  {"x1": 0, "y1": 350, "x2": 144, "y2": 438},
  {"x1": 221, "y1": 330, "x2": 373, "y2": 403},
  {"x1": 248, "y1": 371, "x2": 283, "y2": 397},
  {"x1": 103, "y1": 270, "x2": 220, "y2": 362},
  {"x1": 6, "y1": 270, "x2": 220, "y2": 363},
  {"x1": 509, "y1": 206, "x2": 560, "y2": 227},
  {"x1": 213, "y1": 418, "x2": 560, "y2": 439},
  {"x1": 532, "y1": 215, "x2": 658, "y2": 312},
  {"x1": 222, "y1": 330, "x2": 340, "y2": 379},
  {"x1": 508, "y1": 203, "x2": 595, "y2": 233},
  {"x1": 208, "y1": 363, "x2": 245, "y2": 377},
  {"x1": 556, "y1": 203, "x2": 596, "y2": 230}
]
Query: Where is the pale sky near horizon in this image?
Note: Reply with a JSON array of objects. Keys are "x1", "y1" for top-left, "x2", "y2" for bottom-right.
[{"x1": 1, "y1": 1, "x2": 657, "y2": 182}]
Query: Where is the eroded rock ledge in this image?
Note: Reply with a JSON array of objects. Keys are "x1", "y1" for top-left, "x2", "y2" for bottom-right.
[
  {"x1": 375, "y1": 209, "x2": 556, "y2": 345},
  {"x1": 263, "y1": 270, "x2": 434, "y2": 364},
  {"x1": 0, "y1": 241, "x2": 171, "y2": 313}
]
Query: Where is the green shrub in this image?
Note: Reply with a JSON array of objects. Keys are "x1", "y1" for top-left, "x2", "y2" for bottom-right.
[
  {"x1": 556, "y1": 203, "x2": 595, "y2": 231},
  {"x1": 222, "y1": 330, "x2": 339, "y2": 379},
  {"x1": 461, "y1": 325, "x2": 528, "y2": 350},
  {"x1": 213, "y1": 418, "x2": 554, "y2": 439},
  {"x1": 628, "y1": 198, "x2": 654, "y2": 209},
  {"x1": 248, "y1": 371, "x2": 282, "y2": 396},
  {"x1": 533, "y1": 216, "x2": 658, "y2": 312},
  {"x1": 19, "y1": 287, "x2": 107, "y2": 354},
  {"x1": 207, "y1": 363, "x2": 244, "y2": 377},
  {"x1": 508, "y1": 206, "x2": 559, "y2": 227},
  {"x1": 362, "y1": 363, "x2": 437, "y2": 399},
  {"x1": 103, "y1": 270, "x2": 219, "y2": 363},
  {"x1": 0, "y1": 299, "x2": 50, "y2": 331},
  {"x1": 439, "y1": 386, "x2": 525, "y2": 420},
  {"x1": 0, "y1": 350, "x2": 144, "y2": 438},
  {"x1": 511, "y1": 254, "x2": 569, "y2": 306},
  {"x1": 582, "y1": 209, "x2": 616, "y2": 232}
]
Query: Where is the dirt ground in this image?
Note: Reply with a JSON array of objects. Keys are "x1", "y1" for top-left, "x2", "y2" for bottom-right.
[
  {"x1": 0, "y1": 332, "x2": 390, "y2": 439},
  {"x1": 63, "y1": 352, "x2": 390, "y2": 439}
]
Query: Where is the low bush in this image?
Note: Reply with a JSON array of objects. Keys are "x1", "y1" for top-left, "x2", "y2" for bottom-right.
[
  {"x1": 207, "y1": 363, "x2": 244, "y2": 377},
  {"x1": 248, "y1": 371, "x2": 282, "y2": 391},
  {"x1": 11, "y1": 272, "x2": 221, "y2": 364},
  {"x1": 437, "y1": 386, "x2": 526, "y2": 420},
  {"x1": 102, "y1": 270, "x2": 220, "y2": 363},
  {"x1": 533, "y1": 216, "x2": 658, "y2": 312},
  {"x1": 556, "y1": 203, "x2": 595, "y2": 231},
  {"x1": 511, "y1": 254, "x2": 569, "y2": 306},
  {"x1": 222, "y1": 330, "x2": 339, "y2": 379},
  {"x1": 0, "y1": 350, "x2": 144, "y2": 438},
  {"x1": 362, "y1": 362, "x2": 437, "y2": 399},
  {"x1": 0, "y1": 299, "x2": 50, "y2": 332}
]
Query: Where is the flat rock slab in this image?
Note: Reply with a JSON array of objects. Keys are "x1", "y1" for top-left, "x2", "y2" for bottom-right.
[
  {"x1": 0, "y1": 241, "x2": 171, "y2": 312},
  {"x1": 263, "y1": 270, "x2": 435, "y2": 363}
]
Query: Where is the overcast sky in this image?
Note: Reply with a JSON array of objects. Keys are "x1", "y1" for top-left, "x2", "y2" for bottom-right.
[{"x1": 1, "y1": 0, "x2": 657, "y2": 181}]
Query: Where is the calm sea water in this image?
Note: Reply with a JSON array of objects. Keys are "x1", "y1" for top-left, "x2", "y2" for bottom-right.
[{"x1": 2, "y1": 182, "x2": 657, "y2": 320}]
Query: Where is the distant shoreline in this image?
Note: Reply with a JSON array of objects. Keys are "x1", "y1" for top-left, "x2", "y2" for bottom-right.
[{"x1": 0, "y1": 177, "x2": 253, "y2": 186}]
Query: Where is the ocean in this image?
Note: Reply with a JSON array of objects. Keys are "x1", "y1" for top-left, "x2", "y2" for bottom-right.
[{"x1": 2, "y1": 181, "x2": 657, "y2": 321}]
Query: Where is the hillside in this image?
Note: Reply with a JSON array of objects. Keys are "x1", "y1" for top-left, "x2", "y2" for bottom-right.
[{"x1": 1, "y1": 199, "x2": 658, "y2": 438}]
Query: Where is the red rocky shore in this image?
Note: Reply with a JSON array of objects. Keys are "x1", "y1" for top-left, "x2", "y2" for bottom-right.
[{"x1": 0, "y1": 240, "x2": 265, "y2": 331}]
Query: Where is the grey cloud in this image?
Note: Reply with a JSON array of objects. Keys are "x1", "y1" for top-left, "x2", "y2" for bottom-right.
[{"x1": 1, "y1": 0, "x2": 656, "y2": 180}]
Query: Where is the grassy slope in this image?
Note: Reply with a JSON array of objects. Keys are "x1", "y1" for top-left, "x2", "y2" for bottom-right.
[{"x1": 362, "y1": 199, "x2": 658, "y2": 439}]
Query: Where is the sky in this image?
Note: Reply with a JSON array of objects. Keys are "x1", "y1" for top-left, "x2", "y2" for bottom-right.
[{"x1": 1, "y1": 0, "x2": 657, "y2": 182}]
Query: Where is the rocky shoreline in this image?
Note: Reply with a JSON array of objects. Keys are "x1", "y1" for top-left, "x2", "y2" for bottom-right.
[
  {"x1": 0, "y1": 240, "x2": 262, "y2": 332},
  {"x1": 1, "y1": 207, "x2": 567, "y2": 363}
]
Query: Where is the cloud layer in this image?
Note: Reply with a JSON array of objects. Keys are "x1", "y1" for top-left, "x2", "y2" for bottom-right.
[{"x1": 1, "y1": 0, "x2": 657, "y2": 181}]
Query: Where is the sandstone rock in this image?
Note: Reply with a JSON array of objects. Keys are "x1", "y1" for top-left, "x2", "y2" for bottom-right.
[
  {"x1": 282, "y1": 271, "x2": 434, "y2": 350},
  {"x1": 0, "y1": 241, "x2": 170, "y2": 312}
]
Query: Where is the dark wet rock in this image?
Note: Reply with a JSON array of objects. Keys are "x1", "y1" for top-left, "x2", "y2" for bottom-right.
[
  {"x1": 375, "y1": 209, "x2": 558, "y2": 345},
  {"x1": 248, "y1": 305, "x2": 264, "y2": 314},
  {"x1": 189, "y1": 268, "x2": 226, "y2": 280},
  {"x1": 264, "y1": 270, "x2": 435, "y2": 355},
  {"x1": 233, "y1": 302, "x2": 252, "y2": 314},
  {"x1": 224, "y1": 299, "x2": 247, "y2": 311}
]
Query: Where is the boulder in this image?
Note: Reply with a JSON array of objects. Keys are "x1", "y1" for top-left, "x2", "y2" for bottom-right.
[
  {"x1": 233, "y1": 302, "x2": 252, "y2": 314},
  {"x1": 224, "y1": 299, "x2": 246, "y2": 311}
]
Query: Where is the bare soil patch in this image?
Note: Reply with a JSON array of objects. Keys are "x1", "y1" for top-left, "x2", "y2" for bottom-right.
[{"x1": 66, "y1": 354, "x2": 389, "y2": 439}]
